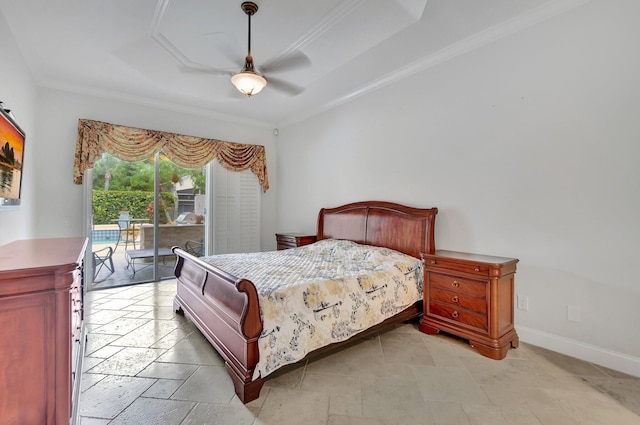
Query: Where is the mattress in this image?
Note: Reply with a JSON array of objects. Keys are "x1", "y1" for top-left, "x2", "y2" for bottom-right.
[{"x1": 200, "y1": 238, "x2": 424, "y2": 379}]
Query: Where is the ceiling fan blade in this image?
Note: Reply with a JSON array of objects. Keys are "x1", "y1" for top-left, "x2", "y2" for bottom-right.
[
  {"x1": 178, "y1": 63, "x2": 235, "y2": 77},
  {"x1": 266, "y1": 76, "x2": 304, "y2": 96},
  {"x1": 260, "y1": 51, "x2": 311, "y2": 75},
  {"x1": 201, "y1": 31, "x2": 244, "y2": 68}
]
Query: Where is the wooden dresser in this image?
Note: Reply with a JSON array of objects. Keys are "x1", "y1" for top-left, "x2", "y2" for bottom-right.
[
  {"x1": 0, "y1": 237, "x2": 87, "y2": 425},
  {"x1": 419, "y1": 250, "x2": 519, "y2": 360},
  {"x1": 275, "y1": 232, "x2": 317, "y2": 250}
]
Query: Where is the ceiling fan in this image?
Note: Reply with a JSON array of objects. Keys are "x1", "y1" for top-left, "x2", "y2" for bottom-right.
[{"x1": 229, "y1": 1, "x2": 308, "y2": 97}]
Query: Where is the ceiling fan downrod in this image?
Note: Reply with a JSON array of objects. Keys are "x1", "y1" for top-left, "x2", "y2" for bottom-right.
[
  {"x1": 242, "y1": 1, "x2": 257, "y2": 65},
  {"x1": 231, "y1": 1, "x2": 267, "y2": 96}
]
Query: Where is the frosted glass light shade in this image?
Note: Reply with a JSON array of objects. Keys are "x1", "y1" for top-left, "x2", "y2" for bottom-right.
[{"x1": 231, "y1": 71, "x2": 267, "y2": 96}]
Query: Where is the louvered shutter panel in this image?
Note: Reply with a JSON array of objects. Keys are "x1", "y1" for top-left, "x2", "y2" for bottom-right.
[{"x1": 212, "y1": 162, "x2": 261, "y2": 254}]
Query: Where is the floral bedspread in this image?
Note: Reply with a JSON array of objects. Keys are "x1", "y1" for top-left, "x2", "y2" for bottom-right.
[{"x1": 200, "y1": 239, "x2": 424, "y2": 379}]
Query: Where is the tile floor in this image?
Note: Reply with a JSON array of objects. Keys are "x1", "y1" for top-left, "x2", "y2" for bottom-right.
[
  {"x1": 80, "y1": 281, "x2": 640, "y2": 425},
  {"x1": 91, "y1": 243, "x2": 176, "y2": 289}
]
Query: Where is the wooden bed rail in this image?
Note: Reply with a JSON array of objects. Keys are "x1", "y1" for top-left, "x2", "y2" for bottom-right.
[{"x1": 172, "y1": 247, "x2": 264, "y2": 402}]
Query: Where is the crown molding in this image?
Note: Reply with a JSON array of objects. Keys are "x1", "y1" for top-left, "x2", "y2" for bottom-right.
[
  {"x1": 284, "y1": 0, "x2": 365, "y2": 52},
  {"x1": 31, "y1": 0, "x2": 595, "y2": 129},
  {"x1": 39, "y1": 76, "x2": 272, "y2": 129},
  {"x1": 150, "y1": 0, "x2": 233, "y2": 75},
  {"x1": 149, "y1": 0, "x2": 365, "y2": 77},
  {"x1": 280, "y1": 0, "x2": 593, "y2": 127}
]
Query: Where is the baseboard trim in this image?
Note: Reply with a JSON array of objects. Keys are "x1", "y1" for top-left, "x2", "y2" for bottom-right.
[{"x1": 517, "y1": 326, "x2": 640, "y2": 378}]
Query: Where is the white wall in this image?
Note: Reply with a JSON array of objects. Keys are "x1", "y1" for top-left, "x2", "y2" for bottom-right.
[
  {"x1": 276, "y1": 1, "x2": 640, "y2": 375},
  {"x1": 31, "y1": 87, "x2": 279, "y2": 251},
  {"x1": 0, "y1": 10, "x2": 38, "y2": 244}
]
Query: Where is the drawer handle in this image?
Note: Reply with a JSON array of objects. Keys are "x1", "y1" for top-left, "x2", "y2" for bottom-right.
[
  {"x1": 451, "y1": 280, "x2": 459, "y2": 287},
  {"x1": 451, "y1": 310, "x2": 459, "y2": 318},
  {"x1": 452, "y1": 296, "x2": 459, "y2": 303},
  {"x1": 474, "y1": 267, "x2": 480, "y2": 272},
  {"x1": 430, "y1": 260, "x2": 436, "y2": 264}
]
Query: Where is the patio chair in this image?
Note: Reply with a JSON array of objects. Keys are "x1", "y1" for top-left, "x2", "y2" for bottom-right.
[
  {"x1": 93, "y1": 246, "x2": 115, "y2": 283},
  {"x1": 185, "y1": 239, "x2": 204, "y2": 256},
  {"x1": 115, "y1": 211, "x2": 136, "y2": 251}
]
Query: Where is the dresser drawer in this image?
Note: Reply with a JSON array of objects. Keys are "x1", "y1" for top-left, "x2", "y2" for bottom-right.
[
  {"x1": 277, "y1": 240, "x2": 297, "y2": 250},
  {"x1": 276, "y1": 233, "x2": 316, "y2": 250},
  {"x1": 276, "y1": 234, "x2": 298, "y2": 244},
  {"x1": 429, "y1": 272, "x2": 486, "y2": 297},
  {"x1": 70, "y1": 277, "x2": 82, "y2": 343},
  {"x1": 425, "y1": 257, "x2": 490, "y2": 276},
  {"x1": 430, "y1": 287, "x2": 487, "y2": 314},
  {"x1": 428, "y1": 301, "x2": 488, "y2": 331}
]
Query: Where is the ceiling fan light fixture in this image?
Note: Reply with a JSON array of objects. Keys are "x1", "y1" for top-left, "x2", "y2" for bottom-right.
[
  {"x1": 231, "y1": 1, "x2": 269, "y2": 97},
  {"x1": 231, "y1": 69, "x2": 267, "y2": 97}
]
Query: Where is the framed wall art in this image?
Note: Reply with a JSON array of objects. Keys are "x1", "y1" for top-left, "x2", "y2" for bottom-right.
[{"x1": 0, "y1": 107, "x2": 25, "y2": 209}]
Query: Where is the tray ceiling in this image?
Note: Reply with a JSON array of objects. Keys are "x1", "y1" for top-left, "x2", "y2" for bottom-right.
[{"x1": 0, "y1": 0, "x2": 589, "y2": 126}]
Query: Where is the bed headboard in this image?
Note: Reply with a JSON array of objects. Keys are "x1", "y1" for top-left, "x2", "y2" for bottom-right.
[{"x1": 317, "y1": 201, "x2": 438, "y2": 259}]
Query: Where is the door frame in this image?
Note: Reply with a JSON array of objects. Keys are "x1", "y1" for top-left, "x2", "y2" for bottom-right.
[{"x1": 84, "y1": 154, "x2": 211, "y2": 291}]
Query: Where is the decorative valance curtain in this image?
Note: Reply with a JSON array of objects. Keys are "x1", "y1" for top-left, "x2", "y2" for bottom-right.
[{"x1": 73, "y1": 119, "x2": 269, "y2": 191}]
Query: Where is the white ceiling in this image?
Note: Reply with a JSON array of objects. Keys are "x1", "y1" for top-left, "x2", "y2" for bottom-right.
[{"x1": 0, "y1": 0, "x2": 587, "y2": 127}]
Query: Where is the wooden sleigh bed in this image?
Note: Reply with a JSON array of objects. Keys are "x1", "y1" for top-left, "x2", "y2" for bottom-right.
[{"x1": 172, "y1": 201, "x2": 438, "y2": 403}]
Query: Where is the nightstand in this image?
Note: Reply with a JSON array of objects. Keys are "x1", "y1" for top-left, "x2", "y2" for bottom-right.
[
  {"x1": 275, "y1": 233, "x2": 317, "y2": 250},
  {"x1": 419, "y1": 250, "x2": 519, "y2": 360}
]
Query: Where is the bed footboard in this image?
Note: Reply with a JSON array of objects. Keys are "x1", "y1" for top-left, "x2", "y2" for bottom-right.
[{"x1": 172, "y1": 247, "x2": 264, "y2": 403}]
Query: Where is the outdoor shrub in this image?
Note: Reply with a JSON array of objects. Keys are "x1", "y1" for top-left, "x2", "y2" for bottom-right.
[{"x1": 92, "y1": 190, "x2": 175, "y2": 224}]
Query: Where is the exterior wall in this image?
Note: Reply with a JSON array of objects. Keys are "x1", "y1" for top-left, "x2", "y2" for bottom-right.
[{"x1": 139, "y1": 223, "x2": 204, "y2": 250}]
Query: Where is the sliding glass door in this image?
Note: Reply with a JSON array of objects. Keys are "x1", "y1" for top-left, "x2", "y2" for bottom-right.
[{"x1": 87, "y1": 153, "x2": 205, "y2": 289}]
